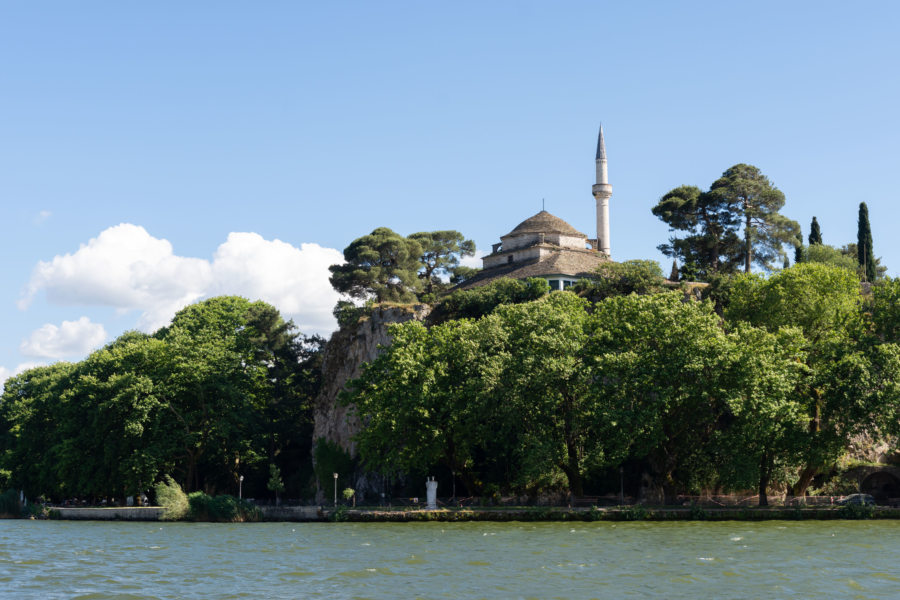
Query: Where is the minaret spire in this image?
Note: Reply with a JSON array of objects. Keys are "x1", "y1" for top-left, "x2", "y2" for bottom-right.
[{"x1": 592, "y1": 124, "x2": 613, "y2": 256}]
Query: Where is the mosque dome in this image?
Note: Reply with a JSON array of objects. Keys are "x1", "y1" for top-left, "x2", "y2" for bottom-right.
[{"x1": 504, "y1": 211, "x2": 585, "y2": 238}]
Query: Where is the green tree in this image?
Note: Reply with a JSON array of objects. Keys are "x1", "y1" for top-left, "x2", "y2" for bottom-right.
[
  {"x1": 573, "y1": 260, "x2": 667, "y2": 301},
  {"x1": 794, "y1": 229, "x2": 804, "y2": 264},
  {"x1": 586, "y1": 293, "x2": 734, "y2": 502},
  {"x1": 329, "y1": 227, "x2": 424, "y2": 302},
  {"x1": 808, "y1": 216, "x2": 822, "y2": 245},
  {"x1": 708, "y1": 164, "x2": 801, "y2": 273},
  {"x1": 841, "y1": 243, "x2": 887, "y2": 280},
  {"x1": 267, "y1": 464, "x2": 285, "y2": 504},
  {"x1": 715, "y1": 326, "x2": 808, "y2": 505},
  {"x1": 0, "y1": 363, "x2": 76, "y2": 499},
  {"x1": 724, "y1": 263, "x2": 892, "y2": 496},
  {"x1": 651, "y1": 184, "x2": 742, "y2": 279},
  {"x1": 346, "y1": 318, "x2": 489, "y2": 492},
  {"x1": 803, "y1": 243, "x2": 859, "y2": 273},
  {"x1": 408, "y1": 230, "x2": 476, "y2": 297},
  {"x1": 857, "y1": 202, "x2": 876, "y2": 282}
]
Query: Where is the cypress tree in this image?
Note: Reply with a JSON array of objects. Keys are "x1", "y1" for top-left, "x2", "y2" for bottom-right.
[
  {"x1": 794, "y1": 229, "x2": 803, "y2": 264},
  {"x1": 669, "y1": 260, "x2": 679, "y2": 282},
  {"x1": 857, "y1": 202, "x2": 876, "y2": 281},
  {"x1": 808, "y1": 217, "x2": 822, "y2": 245}
]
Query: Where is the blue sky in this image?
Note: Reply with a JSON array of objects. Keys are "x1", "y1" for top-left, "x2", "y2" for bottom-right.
[{"x1": 2, "y1": 1, "x2": 899, "y2": 380}]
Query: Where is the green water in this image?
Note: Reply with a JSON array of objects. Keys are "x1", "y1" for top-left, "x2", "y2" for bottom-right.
[{"x1": 1, "y1": 520, "x2": 898, "y2": 599}]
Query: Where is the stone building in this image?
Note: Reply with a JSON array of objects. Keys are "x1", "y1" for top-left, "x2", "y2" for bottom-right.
[{"x1": 457, "y1": 125, "x2": 613, "y2": 291}]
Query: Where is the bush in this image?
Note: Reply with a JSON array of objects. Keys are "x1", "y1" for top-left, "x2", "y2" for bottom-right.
[
  {"x1": 187, "y1": 492, "x2": 260, "y2": 522},
  {"x1": 430, "y1": 277, "x2": 549, "y2": 323},
  {"x1": 837, "y1": 503, "x2": 874, "y2": 520},
  {"x1": 313, "y1": 438, "x2": 355, "y2": 496},
  {"x1": 0, "y1": 489, "x2": 21, "y2": 517},
  {"x1": 153, "y1": 476, "x2": 189, "y2": 521}
]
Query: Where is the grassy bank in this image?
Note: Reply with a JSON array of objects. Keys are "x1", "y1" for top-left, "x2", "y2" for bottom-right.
[{"x1": 325, "y1": 505, "x2": 900, "y2": 522}]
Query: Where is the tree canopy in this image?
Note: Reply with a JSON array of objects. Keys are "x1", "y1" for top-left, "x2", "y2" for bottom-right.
[
  {"x1": 0, "y1": 297, "x2": 323, "y2": 501},
  {"x1": 652, "y1": 165, "x2": 800, "y2": 279}
]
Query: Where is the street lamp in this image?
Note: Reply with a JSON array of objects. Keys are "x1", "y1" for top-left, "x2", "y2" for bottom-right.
[
  {"x1": 333, "y1": 473, "x2": 338, "y2": 507},
  {"x1": 239, "y1": 475, "x2": 244, "y2": 500}
]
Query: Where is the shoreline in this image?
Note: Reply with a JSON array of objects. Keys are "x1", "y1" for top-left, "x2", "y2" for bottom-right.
[{"x1": 8, "y1": 504, "x2": 899, "y2": 522}]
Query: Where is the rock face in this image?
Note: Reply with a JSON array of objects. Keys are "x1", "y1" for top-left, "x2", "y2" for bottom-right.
[{"x1": 312, "y1": 303, "x2": 431, "y2": 460}]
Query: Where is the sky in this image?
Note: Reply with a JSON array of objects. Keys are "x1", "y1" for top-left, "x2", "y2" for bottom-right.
[{"x1": 2, "y1": 1, "x2": 899, "y2": 382}]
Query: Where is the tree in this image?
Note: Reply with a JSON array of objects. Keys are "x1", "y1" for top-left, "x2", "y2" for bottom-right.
[
  {"x1": 794, "y1": 229, "x2": 804, "y2": 264},
  {"x1": 803, "y1": 244, "x2": 859, "y2": 273},
  {"x1": 857, "y1": 202, "x2": 876, "y2": 282},
  {"x1": 573, "y1": 260, "x2": 667, "y2": 302},
  {"x1": 715, "y1": 326, "x2": 808, "y2": 506},
  {"x1": 651, "y1": 184, "x2": 742, "y2": 280},
  {"x1": 329, "y1": 227, "x2": 423, "y2": 302},
  {"x1": 808, "y1": 217, "x2": 822, "y2": 245},
  {"x1": 408, "y1": 230, "x2": 475, "y2": 297},
  {"x1": 841, "y1": 243, "x2": 887, "y2": 280},
  {"x1": 586, "y1": 293, "x2": 735, "y2": 502},
  {"x1": 724, "y1": 263, "x2": 892, "y2": 496},
  {"x1": 708, "y1": 164, "x2": 800, "y2": 273},
  {"x1": 267, "y1": 464, "x2": 285, "y2": 504},
  {"x1": 346, "y1": 318, "x2": 490, "y2": 493}
]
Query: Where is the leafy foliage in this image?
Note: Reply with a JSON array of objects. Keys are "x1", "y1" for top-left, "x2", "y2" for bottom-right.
[
  {"x1": 652, "y1": 165, "x2": 800, "y2": 279},
  {"x1": 857, "y1": 202, "x2": 876, "y2": 282},
  {"x1": 808, "y1": 216, "x2": 822, "y2": 245},
  {"x1": 572, "y1": 259, "x2": 667, "y2": 301},
  {"x1": 429, "y1": 277, "x2": 549, "y2": 323},
  {"x1": 408, "y1": 230, "x2": 475, "y2": 297},
  {"x1": 154, "y1": 475, "x2": 189, "y2": 521},
  {"x1": 187, "y1": 492, "x2": 260, "y2": 522},
  {"x1": 0, "y1": 296, "x2": 323, "y2": 503},
  {"x1": 329, "y1": 227, "x2": 424, "y2": 302}
]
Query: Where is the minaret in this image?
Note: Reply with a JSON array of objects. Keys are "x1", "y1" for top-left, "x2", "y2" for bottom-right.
[{"x1": 592, "y1": 125, "x2": 613, "y2": 257}]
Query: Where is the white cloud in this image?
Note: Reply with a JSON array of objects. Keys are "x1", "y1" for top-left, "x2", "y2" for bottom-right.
[
  {"x1": 209, "y1": 232, "x2": 343, "y2": 334},
  {"x1": 20, "y1": 317, "x2": 108, "y2": 359},
  {"x1": 34, "y1": 210, "x2": 52, "y2": 224},
  {"x1": 459, "y1": 248, "x2": 486, "y2": 269},
  {"x1": 20, "y1": 224, "x2": 344, "y2": 335}
]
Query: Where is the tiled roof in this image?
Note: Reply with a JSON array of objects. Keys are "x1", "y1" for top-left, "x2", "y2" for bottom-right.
[
  {"x1": 504, "y1": 211, "x2": 585, "y2": 238},
  {"x1": 456, "y1": 247, "x2": 607, "y2": 290}
]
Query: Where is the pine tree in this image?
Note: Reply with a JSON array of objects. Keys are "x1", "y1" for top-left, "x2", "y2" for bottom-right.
[
  {"x1": 808, "y1": 217, "x2": 822, "y2": 245},
  {"x1": 857, "y1": 202, "x2": 876, "y2": 282}
]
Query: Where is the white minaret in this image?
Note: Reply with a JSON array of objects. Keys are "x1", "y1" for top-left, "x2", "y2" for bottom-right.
[{"x1": 592, "y1": 124, "x2": 612, "y2": 257}]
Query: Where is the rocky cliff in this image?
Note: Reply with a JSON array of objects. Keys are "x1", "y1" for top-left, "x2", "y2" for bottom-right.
[{"x1": 312, "y1": 304, "x2": 432, "y2": 458}]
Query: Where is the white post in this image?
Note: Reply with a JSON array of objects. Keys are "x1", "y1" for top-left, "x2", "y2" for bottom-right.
[{"x1": 426, "y1": 477, "x2": 438, "y2": 509}]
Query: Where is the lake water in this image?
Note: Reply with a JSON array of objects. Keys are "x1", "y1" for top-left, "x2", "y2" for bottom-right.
[{"x1": 1, "y1": 520, "x2": 899, "y2": 599}]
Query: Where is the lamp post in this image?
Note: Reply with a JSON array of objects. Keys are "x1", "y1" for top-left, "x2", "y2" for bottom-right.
[
  {"x1": 333, "y1": 472, "x2": 338, "y2": 507},
  {"x1": 239, "y1": 475, "x2": 244, "y2": 500}
]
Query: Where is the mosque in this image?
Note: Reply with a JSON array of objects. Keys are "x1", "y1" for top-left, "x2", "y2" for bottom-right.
[{"x1": 457, "y1": 126, "x2": 613, "y2": 291}]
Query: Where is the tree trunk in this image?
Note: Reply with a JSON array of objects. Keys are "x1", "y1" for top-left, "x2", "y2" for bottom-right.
[
  {"x1": 789, "y1": 465, "x2": 819, "y2": 497},
  {"x1": 744, "y1": 214, "x2": 753, "y2": 273},
  {"x1": 758, "y1": 452, "x2": 770, "y2": 506},
  {"x1": 562, "y1": 397, "x2": 583, "y2": 497}
]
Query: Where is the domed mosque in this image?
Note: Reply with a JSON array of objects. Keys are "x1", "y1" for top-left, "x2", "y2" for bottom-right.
[{"x1": 457, "y1": 126, "x2": 613, "y2": 291}]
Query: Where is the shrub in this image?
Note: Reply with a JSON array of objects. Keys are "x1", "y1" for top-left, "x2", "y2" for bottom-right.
[
  {"x1": 153, "y1": 476, "x2": 189, "y2": 521},
  {"x1": 837, "y1": 503, "x2": 874, "y2": 520},
  {"x1": 187, "y1": 492, "x2": 260, "y2": 522},
  {"x1": 313, "y1": 438, "x2": 355, "y2": 496},
  {"x1": 0, "y1": 489, "x2": 21, "y2": 517},
  {"x1": 429, "y1": 277, "x2": 549, "y2": 323}
]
